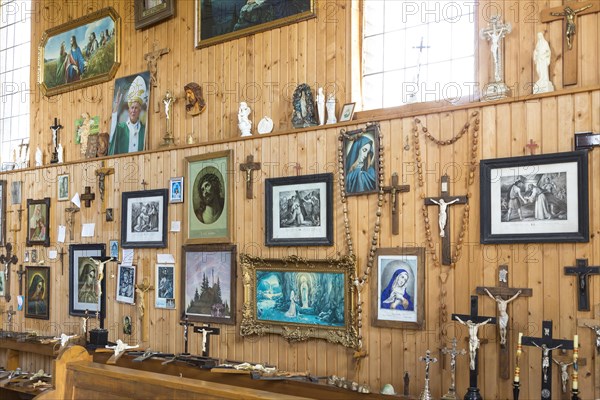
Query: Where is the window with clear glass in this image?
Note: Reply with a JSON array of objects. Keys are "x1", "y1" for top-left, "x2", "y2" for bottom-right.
[
  {"x1": 0, "y1": 0, "x2": 31, "y2": 169},
  {"x1": 361, "y1": 0, "x2": 476, "y2": 110}
]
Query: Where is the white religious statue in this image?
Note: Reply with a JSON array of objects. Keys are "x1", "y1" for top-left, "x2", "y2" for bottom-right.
[
  {"x1": 325, "y1": 94, "x2": 337, "y2": 125},
  {"x1": 238, "y1": 102, "x2": 252, "y2": 137},
  {"x1": 316, "y1": 87, "x2": 325, "y2": 126},
  {"x1": 484, "y1": 288, "x2": 522, "y2": 346},
  {"x1": 57, "y1": 143, "x2": 64, "y2": 163},
  {"x1": 553, "y1": 358, "x2": 573, "y2": 393},
  {"x1": 532, "y1": 342, "x2": 562, "y2": 383},
  {"x1": 300, "y1": 276, "x2": 309, "y2": 308},
  {"x1": 199, "y1": 328, "x2": 208, "y2": 353},
  {"x1": 533, "y1": 32, "x2": 554, "y2": 94},
  {"x1": 454, "y1": 316, "x2": 491, "y2": 370},
  {"x1": 429, "y1": 198, "x2": 460, "y2": 237},
  {"x1": 35, "y1": 147, "x2": 43, "y2": 167}
]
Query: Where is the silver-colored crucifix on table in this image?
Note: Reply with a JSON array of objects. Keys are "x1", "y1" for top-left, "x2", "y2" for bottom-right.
[{"x1": 441, "y1": 338, "x2": 466, "y2": 400}]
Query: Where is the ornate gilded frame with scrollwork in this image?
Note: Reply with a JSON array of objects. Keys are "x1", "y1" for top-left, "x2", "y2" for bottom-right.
[{"x1": 240, "y1": 253, "x2": 359, "y2": 349}]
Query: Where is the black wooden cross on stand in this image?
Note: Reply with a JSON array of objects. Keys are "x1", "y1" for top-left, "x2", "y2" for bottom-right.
[
  {"x1": 564, "y1": 258, "x2": 600, "y2": 311},
  {"x1": 193, "y1": 325, "x2": 221, "y2": 358},
  {"x1": 424, "y1": 174, "x2": 468, "y2": 265},
  {"x1": 81, "y1": 187, "x2": 95, "y2": 208},
  {"x1": 475, "y1": 264, "x2": 533, "y2": 379},
  {"x1": 16, "y1": 264, "x2": 25, "y2": 296},
  {"x1": 381, "y1": 173, "x2": 410, "y2": 235},
  {"x1": 239, "y1": 155, "x2": 261, "y2": 199},
  {"x1": 521, "y1": 320, "x2": 573, "y2": 400},
  {"x1": 452, "y1": 295, "x2": 497, "y2": 400},
  {"x1": 0, "y1": 243, "x2": 18, "y2": 302},
  {"x1": 179, "y1": 317, "x2": 195, "y2": 355}
]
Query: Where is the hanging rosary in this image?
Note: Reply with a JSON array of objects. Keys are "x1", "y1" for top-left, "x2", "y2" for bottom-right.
[
  {"x1": 412, "y1": 111, "x2": 480, "y2": 325},
  {"x1": 337, "y1": 122, "x2": 385, "y2": 355}
]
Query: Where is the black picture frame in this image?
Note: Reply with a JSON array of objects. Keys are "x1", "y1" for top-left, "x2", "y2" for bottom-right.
[
  {"x1": 265, "y1": 173, "x2": 333, "y2": 246},
  {"x1": 480, "y1": 150, "x2": 589, "y2": 244},
  {"x1": 26, "y1": 198, "x2": 51, "y2": 247},
  {"x1": 25, "y1": 266, "x2": 50, "y2": 320},
  {"x1": 341, "y1": 124, "x2": 381, "y2": 196},
  {"x1": 69, "y1": 243, "x2": 106, "y2": 319},
  {"x1": 121, "y1": 189, "x2": 168, "y2": 248},
  {"x1": 134, "y1": 0, "x2": 175, "y2": 30},
  {"x1": 181, "y1": 244, "x2": 237, "y2": 325}
]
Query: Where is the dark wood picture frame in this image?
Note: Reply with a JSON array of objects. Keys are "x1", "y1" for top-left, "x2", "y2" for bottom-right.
[
  {"x1": 26, "y1": 198, "x2": 50, "y2": 247},
  {"x1": 341, "y1": 124, "x2": 381, "y2": 196},
  {"x1": 0, "y1": 180, "x2": 6, "y2": 247},
  {"x1": 181, "y1": 244, "x2": 237, "y2": 325},
  {"x1": 121, "y1": 189, "x2": 168, "y2": 248},
  {"x1": 480, "y1": 150, "x2": 589, "y2": 244},
  {"x1": 371, "y1": 247, "x2": 425, "y2": 330},
  {"x1": 69, "y1": 243, "x2": 106, "y2": 319},
  {"x1": 25, "y1": 266, "x2": 50, "y2": 320},
  {"x1": 135, "y1": 0, "x2": 175, "y2": 30},
  {"x1": 265, "y1": 173, "x2": 333, "y2": 246}
]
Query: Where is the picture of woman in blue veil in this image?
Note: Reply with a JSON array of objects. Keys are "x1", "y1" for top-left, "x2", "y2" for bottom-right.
[
  {"x1": 381, "y1": 267, "x2": 413, "y2": 311},
  {"x1": 345, "y1": 135, "x2": 376, "y2": 194}
]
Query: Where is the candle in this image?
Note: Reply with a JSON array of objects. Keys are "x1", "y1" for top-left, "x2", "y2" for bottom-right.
[
  {"x1": 574, "y1": 334, "x2": 578, "y2": 349},
  {"x1": 573, "y1": 380, "x2": 578, "y2": 390},
  {"x1": 518, "y1": 332, "x2": 523, "y2": 345}
]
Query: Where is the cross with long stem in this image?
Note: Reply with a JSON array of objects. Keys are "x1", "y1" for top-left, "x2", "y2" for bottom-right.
[{"x1": 0, "y1": 243, "x2": 18, "y2": 302}]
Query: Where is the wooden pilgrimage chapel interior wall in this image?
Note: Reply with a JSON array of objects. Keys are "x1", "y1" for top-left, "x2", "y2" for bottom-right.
[{"x1": 0, "y1": 0, "x2": 599, "y2": 398}]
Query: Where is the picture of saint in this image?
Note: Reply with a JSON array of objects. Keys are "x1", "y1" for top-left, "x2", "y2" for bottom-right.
[
  {"x1": 170, "y1": 180, "x2": 182, "y2": 202},
  {"x1": 278, "y1": 189, "x2": 321, "y2": 228},
  {"x1": 26, "y1": 270, "x2": 49, "y2": 318},
  {"x1": 158, "y1": 266, "x2": 173, "y2": 299},
  {"x1": 28, "y1": 204, "x2": 47, "y2": 242},
  {"x1": 118, "y1": 266, "x2": 134, "y2": 298},
  {"x1": 193, "y1": 168, "x2": 225, "y2": 225},
  {"x1": 344, "y1": 134, "x2": 377, "y2": 195},
  {"x1": 58, "y1": 175, "x2": 69, "y2": 200},
  {"x1": 78, "y1": 259, "x2": 97, "y2": 304},
  {"x1": 379, "y1": 259, "x2": 416, "y2": 312},
  {"x1": 131, "y1": 201, "x2": 160, "y2": 232}
]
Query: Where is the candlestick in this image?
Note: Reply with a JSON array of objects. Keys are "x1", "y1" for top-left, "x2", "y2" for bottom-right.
[
  {"x1": 573, "y1": 334, "x2": 578, "y2": 349},
  {"x1": 518, "y1": 332, "x2": 523, "y2": 344}
]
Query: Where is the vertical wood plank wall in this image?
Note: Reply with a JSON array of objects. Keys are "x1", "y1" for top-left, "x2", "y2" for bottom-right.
[{"x1": 0, "y1": 0, "x2": 599, "y2": 398}]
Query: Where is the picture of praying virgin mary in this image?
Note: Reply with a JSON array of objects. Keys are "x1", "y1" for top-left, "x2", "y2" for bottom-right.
[
  {"x1": 343, "y1": 128, "x2": 379, "y2": 196},
  {"x1": 380, "y1": 264, "x2": 414, "y2": 311}
]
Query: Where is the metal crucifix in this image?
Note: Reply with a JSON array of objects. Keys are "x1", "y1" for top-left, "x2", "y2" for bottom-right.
[
  {"x1": 0, "y1": 243, "x2": 19, "y2": 302},
  {"x1": 381, "y1": 173, "x2": 410, "y2": 235}
]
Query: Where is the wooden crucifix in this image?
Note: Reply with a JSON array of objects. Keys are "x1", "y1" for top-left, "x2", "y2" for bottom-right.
[
  {"x1": 381, "y1": 173, "x2": 410, "y2": 235},
  {"x1": 525, "y1": 139, "x2": 539, "y2": 155},
  {"x1": 476, "y1": 265, "x2": 533, "y2": 380},
  {"x1": 16, "y1": 264, "x2": 25, "y2": 296},
  {"x1": 522, "y1": 320, "x2": 574, "y2": 399},
  {"x1": 0, "y1": 243, "x2": 18, "y2": 303},
  {"x1": 144, "y1": 42, "x2": 170, "y2": 88},
  {"x1": 95, "y1": 165, "x2": 114, "y2": 203},
  {"x1": 135, "y1": 278, "x2": 154, "y2": 344},
  {"x1": 424, "y1": 174, "x2": 468, "y2": 265},
  {"x1": 577, "y1": 305, "x2": 600, "y2": 398},
  {"x1": 452, "y1": 296, "x2": 497, "y2": 399},
  {"x1": 179, "y1": 317, "x2": 195, "y2": 355},
  {"x1": 141, "y1": 180, "x2": 149, "y2": 190},
  {"x1": 65, "y1": 206, "x2": 80, "y2": 241},
  {"x1": 540, "y1": 1, "x2": 600, "y2": 86},
  {"x1": 564, "y1": 258, "x2": 600, "y2": 311},
  {"x1": 81, "y1": 186, "x2": 96, "y2": 208},
  {"x1": 239, "y1": 155, "x2": 261, "y2": 199}
]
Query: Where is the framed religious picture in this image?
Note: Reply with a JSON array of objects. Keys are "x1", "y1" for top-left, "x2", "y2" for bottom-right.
[
  {"x1": 116, "y1": 264, "x2": 136, "y2": 304},
  {"x1": 182, "y1": 244, "x2": 236, "y2": 324},
  {"x1": 340, "y1": 123, "x2": 381, "y2": 196},
  {"x1": 57, "y1": 174, "x2": 69, "y2": 201},
  {"x1": 239, "y1": 254, "x2": 359, "y2": 349},
  {"x1": 195, "y1": 0, "x2": 316, "y2": 48},
  {"x1": 371, "y1": 247, "x2": 425, "y2": 330},
  {"x1": 69, "y1": 243, "x2": 106, "y2": 318},
  {"x1": 121, "y1": 189, "x2": 168, "y2": 248},
  {"x1": 184, "y1": 150, "x2": 233, "y2": 244},
  {"x1": 109, "y1": 239, "x2": 119, "y2": 258},
  {"x1": 38, "y1": 7, "x2": 121, "y2": 97},
  {"x1": 0, "y1": 180, "x2": 5, "y2": 247},
  {"x1": 339, "y1": 103, "x2": 356, "y2": 122},
  {"x1": 480, "y1": 150, "x2": 589, "y2": 244},
  {"x1": 135, "y1": 0, "x2": 175, "y2": 30},
  {"x1": 108, "y1": 71, "x2": 151, "y2": 156},
  {"x1": 26, "y1": 198, "x2": 50, "y2": 247},
  {"x1": 169, "y1": 176, "x2": 184, "y2": 203},
  {"x1": 156, "y1": 264, "x2": 175, "y2": 309},
  {"x1": 0, "y1": 270, "x2": 4, "y2": 296},
  {"x1": 25, "y1": 266, "x2": 50, "y2": 320},
  {"x1": 10, "y1": 181, "x2": 21, "y2": 205},
  {"x1": 265, "y1": 173, "x2": 333, "y2": 246}
]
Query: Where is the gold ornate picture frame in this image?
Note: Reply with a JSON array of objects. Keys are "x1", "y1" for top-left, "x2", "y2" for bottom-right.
[{"x1": 239, "y1": 254, "x2": 359, "y2": 349}]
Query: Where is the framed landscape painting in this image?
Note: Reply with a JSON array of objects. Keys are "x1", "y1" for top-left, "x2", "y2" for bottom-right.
[
  {"x1": 121, "y1": 189, "x2": 168, "y2": 248},
  {"x1": 480, "y1": 150, "x2": 589, "y2": 244},
  {"x1": 38, "y1": 7, "x2": 120, "y2": 97},
  {"x1": 195, "y1": 0, "x2": 316, "y2": 48},
  {"x1": 265, "y1": 173, "x2": 333, "y2": 246}
]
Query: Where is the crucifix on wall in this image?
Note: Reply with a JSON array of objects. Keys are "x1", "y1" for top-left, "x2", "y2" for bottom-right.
[
  {"x1": 144, "y1": 42, "x2": 170, "y2": 88},
  {"x1": 424, "y1": 174, "x2": 467, "y2": 265},
  {"x1": 564, "y1": 258, "x2": 600, "y2": 311},
  {"x1": 135, "y1": 278, "x2": 154, "y2": 344},
  {"x1": 540, "y1": 1, "x2": 600, "y2": 86},
  {"x1": 381, "y1": 173, "x2": 410, "y2": 235},
  {"x1": 239, "y1": 155, "x2": 261, "y2": 199},
  {"x1": 95, "y1": 165, "x2": 114, "y2": 203},
  {"x1": 577, "y1": 305, "x2": 600, "y2": 398},
  {"x1": 0, "y1": 243, "x2": 18, "y2": 303}
]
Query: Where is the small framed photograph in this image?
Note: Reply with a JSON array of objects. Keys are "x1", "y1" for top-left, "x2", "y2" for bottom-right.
[
  {"x1": 57, "y1": 174, "x2": 69, "y2": 201},
  {"x1": 116, "y1": 264, "x2": 136, "y2": 304},
  {"x1": 156, "y1": 264, "x2": 175, "y2": 309},
  {"x1": 27, "y1": 198, "x2": 50, "y2": 247},
  {"x1": 265, "y1": 173, "x2": 333, "y2": 246},
  {"x1": 109, "y1": 239, "x2": 119, "y2": 259},
  {"x1": 135, "y1": 0, "x2": 175, "y2": 30},
  {"x1": 371, "y1": 247, "x2": 425, "y2": 330},
  {"x1": 11, "y1": 181, "x2": 22, "y2": 205},
  {"x1": 182, "y1": 244, "x2": 236, "y2": 324},
  {"x1": 480, "y1": 150, "x2": 589, "y2": 244},
  {"x1": 69, "y1": 243, "x2": 106, "y2": 318},
  {"x1": 121, "y1": 189, "x2": 168, "y2": 248},
  {"x1": 169, "y1": 177, "x2": 183, "y2": 203},
  {"x1": 340, "y1": 124, "x2": 380, "y2": 196},
  {"x1": 339, "y1": 102, "x2": 356, "y2": 122},
  {"x1": 25, "y1": 266, "x2": 50, "y2": 320}
]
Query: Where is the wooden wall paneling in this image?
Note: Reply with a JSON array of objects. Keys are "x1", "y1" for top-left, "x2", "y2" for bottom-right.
[{"x1": 579, "y1": 13, "x2": 598, "y2": 87}]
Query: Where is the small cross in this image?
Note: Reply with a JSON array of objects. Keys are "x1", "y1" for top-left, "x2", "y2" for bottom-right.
[
  {"x1": 239, "y1": 155, "x2": 261, "y2": 199},
  {"x1": 81, "y1": 186, "x2": 96, "y2": 208},
  {"x1": 16, "y1": 264, "x2": 25, "y2": 296},
  {"x1": 525, "y1": 139, "x2": 539, "y2": 155},
  {"x1": 95, "y1": 166, "x2": 114, "y2": 203},
  {"x1": 564, "y1": 258, "x2": 600, "y2": 311},
  {"x1": 293, "y1": 163, "x2": 302, "y2": 176},
  {"x1": 441, "y1": 338, "x2": 466, "y2": 398},
  {"x1": 58, "y1": 247, "x2": 66, "y2": 276},
  {"x1": 65, "y1": 207, "x2": 80, "y2": 240},
  {"x1": 419, "y1": 349, "x2": 437, "y2": 381},
  {"x1": 141, "y1": 180, "x2": 149, "y2": 191},
  {"x1": 381, "y1": 173, "x2": 410, "y2": 235}
]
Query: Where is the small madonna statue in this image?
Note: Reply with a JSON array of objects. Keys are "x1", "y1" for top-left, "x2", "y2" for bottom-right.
[
  {"x1": 238, "y1": 102, "x2": 252, "y2": 137},
  {"x1": 326, "y1": 94, "x2": 337, "y2": 125}
]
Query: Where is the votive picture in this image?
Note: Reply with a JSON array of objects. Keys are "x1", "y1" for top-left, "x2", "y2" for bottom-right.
[{"x1": 501, "y1": 173, "x2": 567, "y2": 222}]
